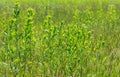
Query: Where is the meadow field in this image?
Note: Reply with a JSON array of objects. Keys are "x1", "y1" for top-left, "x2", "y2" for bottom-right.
[{"x1": 0, "y1": 0, "x2": 120, "y2": 77}]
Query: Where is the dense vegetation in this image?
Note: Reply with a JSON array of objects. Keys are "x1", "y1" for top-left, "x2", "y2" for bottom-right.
[{"x1": 0, "y1": 0, "x2": 120, "y2": 77}]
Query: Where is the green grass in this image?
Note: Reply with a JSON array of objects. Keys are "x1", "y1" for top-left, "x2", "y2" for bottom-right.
[{"x1": 0, "y1": 0, "x2": 120, "y2": 77}]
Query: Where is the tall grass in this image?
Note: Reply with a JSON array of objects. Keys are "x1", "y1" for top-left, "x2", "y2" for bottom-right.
[{"x1": 0, "y1": 1, "x2": 120, "y2": 77}]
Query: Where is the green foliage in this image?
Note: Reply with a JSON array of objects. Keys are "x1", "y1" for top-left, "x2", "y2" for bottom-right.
[{"x1": 0, "y1": 0, "x2": 120, "y2": 77}]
